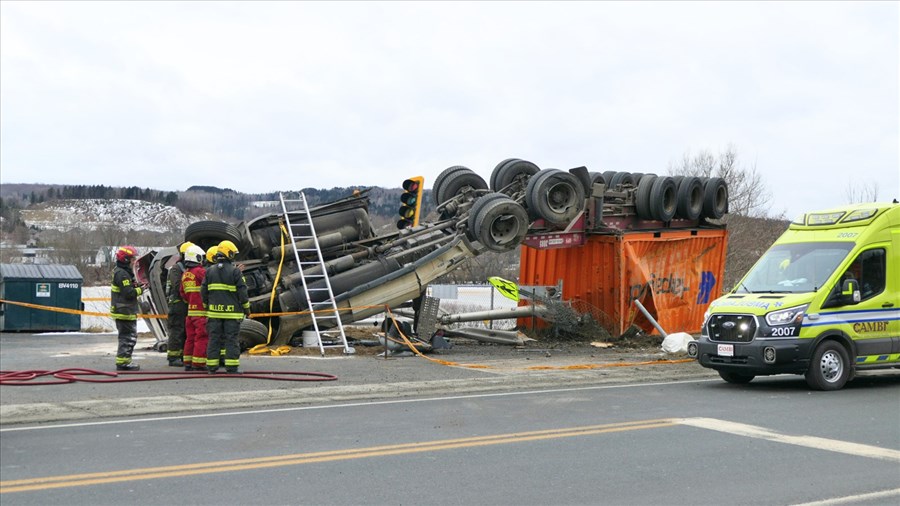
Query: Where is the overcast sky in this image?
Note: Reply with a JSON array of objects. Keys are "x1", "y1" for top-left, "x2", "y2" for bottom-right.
[{"x1": 1, "y1": 1, "x2": 897, "y2": 219}]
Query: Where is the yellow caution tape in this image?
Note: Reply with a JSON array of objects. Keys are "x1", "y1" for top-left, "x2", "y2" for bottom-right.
[{"x1": 0, "y1": 298, "x2": 166, "y2": 319}]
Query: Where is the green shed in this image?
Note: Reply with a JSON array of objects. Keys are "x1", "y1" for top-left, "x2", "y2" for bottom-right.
[{"x1": 0, "y1": 264, "x2": 83, "y2": 332}]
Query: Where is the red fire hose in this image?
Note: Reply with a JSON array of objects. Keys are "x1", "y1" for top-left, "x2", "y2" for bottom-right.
[{"x1": 0, "y1": 368, "x2": 338, "y2": 385}]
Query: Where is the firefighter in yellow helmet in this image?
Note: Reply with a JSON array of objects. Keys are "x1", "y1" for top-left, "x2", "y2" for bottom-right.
[
  {"x1": 201, "y1": 240, "x2": 250, "y2": 374},
  {"x1": 164, "y1": 241, "x2": 194, "y2": 366}
]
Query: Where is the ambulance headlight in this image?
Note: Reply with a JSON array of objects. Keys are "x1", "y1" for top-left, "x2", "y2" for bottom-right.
[{"x1": 765, "y1": 305, "x2": 808, "y2": 326}]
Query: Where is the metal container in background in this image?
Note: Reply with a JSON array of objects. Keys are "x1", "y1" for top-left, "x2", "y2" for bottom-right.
[
  {"x1": 0, "y1": 264, "x2": 83, "y2": 332},
  {"x1": 518, "y1": 228, "x2": 728, "y2": 336}
]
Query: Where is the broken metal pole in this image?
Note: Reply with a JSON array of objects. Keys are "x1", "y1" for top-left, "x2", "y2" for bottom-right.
[{"x1": 633, "y1": 299, "x2": 667, "y2": 338}]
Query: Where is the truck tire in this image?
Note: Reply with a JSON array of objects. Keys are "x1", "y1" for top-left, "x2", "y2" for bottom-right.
[
  {"x1": 490, "y1": 159, "x2": 539, "y2": 192},
  {"x1": 589, "y1": 172, "x2": 606, "y2": 186},
  {"x1": 649, "y1": 176, "x2": 677, "y2": 222},
  {"x1": 184, "y1": 221, "x2": 245, "y2": 253},
  {"x1": 238, "y1": 318, "x2": 268, "y2": 351},
  {"x1": 718, "y1": 370, "x2": 755, "y2": 384},
  {"x1": 608, "y1": 171, "x2": 636, "y2": 189},
  {"x1": 466, "y1": 193, "x2": 509, "y2": 241},
  {"x1": 601, "y1": 171, "x2": 617, "y2": 186},
  {"x1": 435, "y1": 168, "x2": 488, "y2": 206},
  {"x1": 433, "y1": 165, "x2": 471, "y2": 206},
  {"x1": 525, "y1": 169, "x2": 585, "y2": 226},
  {"x1": 635, "y1": 174, "x2": 657, "y2": 220},
  {"x1": 805, "y1": 341, "x2": 851, "y2": 390},
  {"x1": 489, "y1": 158, "x2": 517, "y2": 190},
  {"x1": 470, "y1": 195, "x2": 529, "y2": 252},
  {"x1": 675, "y1": 176, "x2": 703, "y2": 220},
  {"x1": 702, "y1": 177, "x2": 729, "y2": 219}
]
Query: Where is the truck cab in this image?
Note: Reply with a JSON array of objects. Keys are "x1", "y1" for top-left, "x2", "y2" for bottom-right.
[{"x1": 689, "y1": 202, "x2": 899, "y2": 390}]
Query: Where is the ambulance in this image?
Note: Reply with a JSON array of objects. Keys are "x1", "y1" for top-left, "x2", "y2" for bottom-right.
[{"x1": 688, "y1": 202, "x2": 899, "y2": 390}]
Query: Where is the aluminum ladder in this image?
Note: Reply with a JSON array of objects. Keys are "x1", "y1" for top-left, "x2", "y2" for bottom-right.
[{"x1": 279, "y1": 192, "x2": 354, "y2": 356}]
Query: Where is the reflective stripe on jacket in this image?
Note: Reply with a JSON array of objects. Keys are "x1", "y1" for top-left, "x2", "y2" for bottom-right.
[
  {"x1": 201, "y1": 259, "x2": 249, "y2": 320},
  {"x1": 181, "y1": 264, "x2": 207, "y2": 317},
  {"x1": 111, "y1": 262, "x2": 142, "y2": 321}
]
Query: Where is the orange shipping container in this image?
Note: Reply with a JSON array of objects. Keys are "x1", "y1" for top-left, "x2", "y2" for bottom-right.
[{"x1": 518, "y1": 228, "x2": 728, "y2": 336}]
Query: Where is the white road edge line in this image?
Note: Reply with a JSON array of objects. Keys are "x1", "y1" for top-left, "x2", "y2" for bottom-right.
[
  {"x1": 0, "y1": 378, "x2": 714, "y2": 432},
  {"x1": 678, "y1": 417, "x2": 900, "y2": 463},
  {"x1": 789, "y1": 487, "x2": 900, "y2": 506}
]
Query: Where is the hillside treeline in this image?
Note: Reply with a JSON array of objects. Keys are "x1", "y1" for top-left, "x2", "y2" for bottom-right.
[{"x1": 2, "y1": 183, "x2": 430, "y2": 224}]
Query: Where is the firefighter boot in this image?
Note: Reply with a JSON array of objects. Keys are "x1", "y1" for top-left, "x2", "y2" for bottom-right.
[
  {"x1": 225, "y1": 367, "x2": 241, "y2": 374},
  {"x1": 169, "y1": 358, "x2": 184, "y2": 367},
  {"x1": 116, "y1": 363, "x2": 140, "y2": 371}
]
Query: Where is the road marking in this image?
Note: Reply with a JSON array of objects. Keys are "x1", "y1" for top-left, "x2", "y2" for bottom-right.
[
  {"x1": 790, "y1": 487, "x2": 900, "y2": 506},
  {"x1": 678, "y1": 417, "x2": 900, "y2": 463},
  {"x1": 0, "y1": 419, "x2": 676, "y2": 493},
  {"x1": 0, "y1": 378, "x2": 714, "y2": 432}
]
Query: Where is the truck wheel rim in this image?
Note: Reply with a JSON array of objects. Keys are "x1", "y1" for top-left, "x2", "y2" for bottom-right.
[{"x1": 819, "y1": 350, "x2": 843, "y2": 382}]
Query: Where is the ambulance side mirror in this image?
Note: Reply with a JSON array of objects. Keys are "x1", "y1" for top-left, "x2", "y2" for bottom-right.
[{"x1": 840, "y1": 278, "x2": 861, "y2": 305}]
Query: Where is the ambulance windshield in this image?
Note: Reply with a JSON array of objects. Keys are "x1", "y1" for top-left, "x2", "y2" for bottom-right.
[{"x1": 737, "y1": 242, "x2": 854, "y2": 293}]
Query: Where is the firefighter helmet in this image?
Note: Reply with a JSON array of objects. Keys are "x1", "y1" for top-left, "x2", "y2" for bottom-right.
[
  {"x1": 185, "y1": 245, "x2": 205, "y2": 265},
  {"x1": 116, "y1": 245, "x2": 138, "y2": 263},
  {"x1": 206, "y1": 245, "x2": 219, "y2": 264},
  {"x1": 218, "y1": 240, "x2": 238, "y2": 260},
  {"x1": 178, "y1": 241, "x2": 195, "y2": 255}
]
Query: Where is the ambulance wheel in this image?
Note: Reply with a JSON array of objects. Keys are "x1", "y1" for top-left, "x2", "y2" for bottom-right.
[
  {"x1": 718, "y1": 370, "x2": 755, "y2": 384},
  {"x1": 156, "y1": 342, "x2": 168, "y2": 353},
  {"x1": 238, "y1": 319, "x2": 268, "y2": 351},
  {"x1": 805, "y1": 341, "x2": 850, "y2": 390}
]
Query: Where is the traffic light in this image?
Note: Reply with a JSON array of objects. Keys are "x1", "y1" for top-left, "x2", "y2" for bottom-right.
[{"x1": 397, "y1": 176, "x2": 424, "y2": 229}]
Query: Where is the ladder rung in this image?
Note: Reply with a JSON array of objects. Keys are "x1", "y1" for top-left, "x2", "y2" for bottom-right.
[{"x1": 280, "y1": 190, "x2": 349, "y2": 352}]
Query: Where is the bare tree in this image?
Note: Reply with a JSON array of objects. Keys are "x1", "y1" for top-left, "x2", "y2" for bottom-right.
[
  {"x1": 668, "y1": 144, "x2": 777, "y2": 219},
  {"x1": 92, "y1": 225, "x2": 128, "y2": 266},
  {"x1": 45, "y1": 231, "x2": 94, "y2": 276},
  {"x1": 668, "y1": 144, "x2": 789, "y2": 290},
  {"x1": 845, "y1": 180, "x2": 879, "y2": 204}
]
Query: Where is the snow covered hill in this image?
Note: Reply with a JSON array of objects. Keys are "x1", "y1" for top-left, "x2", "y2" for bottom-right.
[{"x1": 20, "y1": 199, "x2": 208, "y2": 233}]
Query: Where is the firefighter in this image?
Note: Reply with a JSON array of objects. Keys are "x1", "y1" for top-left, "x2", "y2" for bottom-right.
[
  {"x1": 180, "y1": 244, "x2": 208, "y2": 371},
  {"x1": 204, "y1": 245, "x2": 226, "y2": 366},
  {"x1": 164, "y1": 241, "x2": 194, "y2": 366},
  {"x1": 110, "y1": 245, "x2": 144, "y2": 371},
  {"x1": 201, "y1": 240, "x2": 249, "y2": 374}
]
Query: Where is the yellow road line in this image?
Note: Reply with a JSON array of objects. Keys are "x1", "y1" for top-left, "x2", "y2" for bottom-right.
[{"x1": 0, "y1": 419, "x2": 675, "y2": 493}]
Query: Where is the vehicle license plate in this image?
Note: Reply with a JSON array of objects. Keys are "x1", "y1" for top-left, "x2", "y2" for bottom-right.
[{"x1": 717, "y1": 344, "x2": 734, "y2": 357}]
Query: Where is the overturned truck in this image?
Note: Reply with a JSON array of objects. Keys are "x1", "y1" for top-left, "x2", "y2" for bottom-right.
[{"x1": 138, "y1": 159, "x2": 729, "y2": 350}]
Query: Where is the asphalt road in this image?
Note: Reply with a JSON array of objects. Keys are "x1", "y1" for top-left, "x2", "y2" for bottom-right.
[{"x1": 2, "y1": 375, "x2": 899, "y2": 505}]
